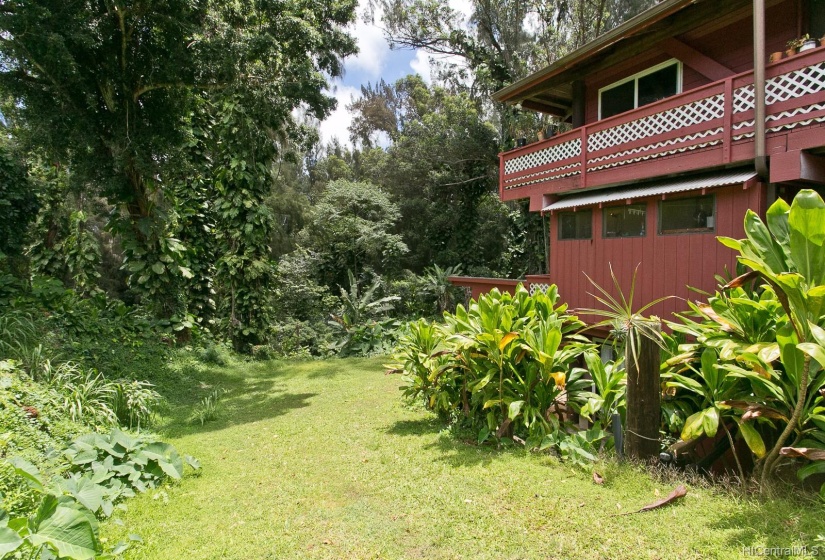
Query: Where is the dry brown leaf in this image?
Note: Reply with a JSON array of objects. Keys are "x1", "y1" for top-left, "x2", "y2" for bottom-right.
[
  {"x1": 592, "y1": 471, "x2": 604, "y2": 485},
  {"x1": 780, "y1": 447, "x2": 825, "y2": 461},
  {"x1": 616, "y1": 485, "x2": 687, "y2": 516}
]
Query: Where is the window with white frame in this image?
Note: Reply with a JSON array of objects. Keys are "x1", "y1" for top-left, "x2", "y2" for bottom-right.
[{"x1": 598, "y1": 60, "x2": 682, "y2": 120}]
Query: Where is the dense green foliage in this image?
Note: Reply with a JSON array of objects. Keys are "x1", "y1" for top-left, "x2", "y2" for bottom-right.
[
  {"x1": 664, "y1": 190, "x2": 825, "y2": 493},
  {"x1": 393, "y1": 191, "x2": 825, "y2": 497},
  {"x1": 1, "y1": 428, "x2": 197, "y2": 560},
  {"x1": 392, "y1": 285, "x2": 616, "y2": 465}
]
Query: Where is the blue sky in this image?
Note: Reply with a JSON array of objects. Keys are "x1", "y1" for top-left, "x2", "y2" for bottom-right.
[{"x1": 319, "y1": 0, "x2": 472, "y2": 147}]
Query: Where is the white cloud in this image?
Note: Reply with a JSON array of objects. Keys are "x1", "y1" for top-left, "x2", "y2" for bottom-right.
[
  {"x1": 343, "y1": 5, "x2": 390, "y2": 80},
  {"x1": 319, "y1": 82, "x2": 361, "y2": 147},
  {"x1": 448, "y1": 0, "x2": 473, "y2": 23},
  {"x1": 410, "y1": 50, "x2": 433, "y2": 83}
]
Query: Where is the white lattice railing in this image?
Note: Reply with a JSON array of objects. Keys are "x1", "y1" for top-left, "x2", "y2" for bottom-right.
[{"x1": 500, "y1": 47, "x2": 825, "y2": 196}]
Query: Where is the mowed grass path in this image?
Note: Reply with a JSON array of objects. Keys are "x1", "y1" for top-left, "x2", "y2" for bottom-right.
[{"x1": 104, "y1": 357, "x2": 824, "y2": 559}]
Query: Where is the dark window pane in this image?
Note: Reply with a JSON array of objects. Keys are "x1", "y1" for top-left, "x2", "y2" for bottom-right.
[
  {"x1": 659, "y1": 195, "x2": 714, "y2": 234},
  {"x1": 600, "y1": 80, "x2": 635, "y2": 119},
  {"x1": 558, "y1": 210, "x2": 592, "y2": 240},
  {"x1": 638, "y1": 64, "x2": 678, "y2": 107},
  {"x1": 603, "y1": 204, "x2": 646, "y2": 238}
]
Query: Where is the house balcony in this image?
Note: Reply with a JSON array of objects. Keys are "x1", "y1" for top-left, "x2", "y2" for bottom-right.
[{"x1": 500, "y1": 46, "x2": 825, "y2": 210}]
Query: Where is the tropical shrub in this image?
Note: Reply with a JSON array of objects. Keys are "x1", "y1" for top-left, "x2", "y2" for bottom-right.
[
  {"x1": 666, "y1": 190, "x2": 825, "y2": 492},
  {"x1": 328, "y1": 271, "x2": 400, "y2": 357},
  {"x1": 580, "y1": 351, "x2": 626, "y2": 432},
  {"x1": 393, "y1": 284, "x2": 597, "y2": 454},
  {"x1": 1, "y1": 458, "x2": 105, "y2": 560},
  {"x1": 62, "y1": 430, "x2": 200, "y2": 504},
  {"x1": 109, "y1": 380, "x2": 161, "y2": 430}
]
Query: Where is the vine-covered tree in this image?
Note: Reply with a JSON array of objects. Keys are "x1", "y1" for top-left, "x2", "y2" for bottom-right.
[{"x1": 0, "y1": 0, "x2": 357, "y2": 322}]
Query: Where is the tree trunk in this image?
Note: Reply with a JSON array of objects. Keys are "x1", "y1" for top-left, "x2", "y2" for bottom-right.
[{"x1": 624, "y1": 322, "x2": 661, "y2": 461}]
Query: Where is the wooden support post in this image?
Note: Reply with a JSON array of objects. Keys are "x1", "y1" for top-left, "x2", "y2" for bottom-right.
[{"x1": 624, "y1": 322, "x2": 661, "y2": 461}]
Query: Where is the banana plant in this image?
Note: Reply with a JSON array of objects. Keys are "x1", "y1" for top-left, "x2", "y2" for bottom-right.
[{"x1": 718, "y1": 189, "x2": 825, "y2": 487}]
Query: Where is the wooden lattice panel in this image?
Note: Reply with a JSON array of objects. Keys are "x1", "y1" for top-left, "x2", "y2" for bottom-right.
[
  {"x1": 503, "y1": 164, "x2": 581, "y2": 190},
  {"x1": 587, "y1": 127, "x2": 723, "y2": 170},
  {"x1": 734, "y1": 61, "x2": 825, "y2": 114},
  {"x1": 587, "y1": 95, "x2": 724, "y2": 153},
  {"x1": 503, "y1": 138, "x2": 582, "y2": 175},
  {"x1": 528, "y1": 283, "x2": 550, "y2": 296}
]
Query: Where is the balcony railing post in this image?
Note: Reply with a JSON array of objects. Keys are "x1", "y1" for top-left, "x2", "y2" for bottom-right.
[
  {"x1": 499, "y1": 153, "x2": 505, "y2": 198},
  {"x1": 580, "y1": 126, "x2": 588, "y2": 189},
  {"x1": 723, "y1": 77, "x2": 733, "y2": 163}
]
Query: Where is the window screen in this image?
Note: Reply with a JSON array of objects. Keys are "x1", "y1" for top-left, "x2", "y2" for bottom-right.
[
  {"x1": 603, "y1": 204, "x2": 646, "y2": 238},
  {"x1": 558, "y1": 210, "x2": 592, "y2": 240},
  {"x1": 659, "y1": 196, "x2": 715, "y2": 234}
]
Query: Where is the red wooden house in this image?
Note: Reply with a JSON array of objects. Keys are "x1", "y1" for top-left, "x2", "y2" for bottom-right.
[{"x1": 452, "y1": 0, "x2": 825, "y2": 321}]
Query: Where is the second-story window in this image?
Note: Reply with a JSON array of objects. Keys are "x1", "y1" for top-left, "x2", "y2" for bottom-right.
[
  {"x1": 599, "y1": 60, "x2": 682, "y2": 120},
  {"x1": 603, "y1": 204, "x2": 646, "y2": 238},
  {"x1": 558, "y1": 210, "x2": 592, "y2": 240}
]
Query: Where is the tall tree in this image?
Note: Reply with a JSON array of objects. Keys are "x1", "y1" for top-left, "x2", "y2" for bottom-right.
[
  {"x1": 0, "y1": 0, "x2": 357, "y2": 317},
  {"x1": 347, "y1": 76, "x2": 542, "y2": 276}
]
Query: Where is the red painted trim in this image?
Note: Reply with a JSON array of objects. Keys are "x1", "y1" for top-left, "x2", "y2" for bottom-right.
[{"x1": 771, "y1": 150, "x2": 825, "y2": 183}]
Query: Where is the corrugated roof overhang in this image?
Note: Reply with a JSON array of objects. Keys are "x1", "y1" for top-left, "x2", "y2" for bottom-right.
[{"x1": 542, "y1": 170, "x2": 758, "y2": 212}]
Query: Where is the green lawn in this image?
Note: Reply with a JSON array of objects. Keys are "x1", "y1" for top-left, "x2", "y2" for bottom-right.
[{"x1": 103, "y1": 356, "x2": 824, "y2": 559}]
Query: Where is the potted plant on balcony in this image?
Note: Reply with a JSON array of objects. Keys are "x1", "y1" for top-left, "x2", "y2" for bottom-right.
[
  {"x1": 799, "y1": 34, "x2": 817, "y2": 52},
  {"x1": 786, "y1": 37, "x2": 802, "y2": 57},
  {"x1": 769, "y1": 51, "x2": 783, "y2": 63}
]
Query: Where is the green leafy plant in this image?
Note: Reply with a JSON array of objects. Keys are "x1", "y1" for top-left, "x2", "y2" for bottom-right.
[
  {"x1": 422, "y1": 263, "x2": 464, "y2": 314},
  {"x1": 538, "y1": 427, "x2": 610, "y2": 469},
  {"x1": 578, "y1": 264, "x2": 671, "y2": 368},
  {"x1": 580, "y1": 350, "x2": 626, "y2": 432},
  {"x1": 1, "y1": 458, "x2": 104, "y2": 559},
  {"x1": 190, "y1": 388, "x2": 225, "y2": 426},
  {"x1": 328, "y1": 270, "x2": 400, "y2": 357},
  {"x1": 715, "y1": 190, "x2": 825, "y2": 489},
  {"x1": 393, "y1": 284, "x2": 596, "y2": 458},
  {"x1": 62, "y1": 429, "x2": 200, "y2": 509},
  {"x1": 50, "y1": 364, "x2": 117, "y2": 427},
  {"x1": 109, "y1": 380, "x2": 161, "y2": 430}
]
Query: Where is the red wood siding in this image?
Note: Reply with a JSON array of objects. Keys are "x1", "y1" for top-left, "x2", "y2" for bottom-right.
[{"x1": 547, "y1": 184, "x2": 766, "y2": 319}]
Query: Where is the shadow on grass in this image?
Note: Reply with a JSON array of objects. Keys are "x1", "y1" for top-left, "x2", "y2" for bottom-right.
[
  {"x1": 385, "y1": 418, "x2": 443, "y2": 436},
  {"x1": 148, "y1": 358, "x2": 320, "y2": 437},
  {"x1": 708, "y1": 495, "x2": 825, "y2": 553},
  {"x1": 385, "y1": 418, "x2": 508, "y2": 468}
]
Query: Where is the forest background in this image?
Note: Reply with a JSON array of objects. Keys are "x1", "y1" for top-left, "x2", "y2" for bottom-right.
[{"x1": 0, "y1": 0, "x2": 656, "y2": 355}]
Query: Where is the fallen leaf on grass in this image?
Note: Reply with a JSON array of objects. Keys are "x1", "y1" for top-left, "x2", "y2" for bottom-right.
[
  {"x1": 616, "y1": 485, "x2": 687, "y2": 516},
  {"x1": 593, "y1": 471, "x2": 604, "y2": 485}
]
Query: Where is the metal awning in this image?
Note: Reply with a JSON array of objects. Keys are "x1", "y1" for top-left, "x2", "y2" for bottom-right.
[{"x1": 542, "y1": 170, "x2": 758, "y2": 212}]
